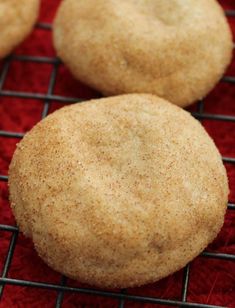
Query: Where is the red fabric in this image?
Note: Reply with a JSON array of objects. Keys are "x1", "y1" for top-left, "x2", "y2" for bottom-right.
[{"x1": 0, "y1": 0, "x2": 235, "y2": 307}]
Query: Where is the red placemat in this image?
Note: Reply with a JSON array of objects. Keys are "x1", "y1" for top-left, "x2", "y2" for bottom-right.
[{"x1": 0, "y1": 1, "x2": 235, "y2": 307}]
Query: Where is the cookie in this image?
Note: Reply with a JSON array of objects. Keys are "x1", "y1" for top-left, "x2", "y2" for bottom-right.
[
  {"x1": 0, "y1": 0, "x2": 40, "y2": 58},
  {"x1": 53, "y1": 0, "x2": 233, "y2": 107},
  {"x1": 9, "y1": 94, "x2": 228, "y2": 288}
]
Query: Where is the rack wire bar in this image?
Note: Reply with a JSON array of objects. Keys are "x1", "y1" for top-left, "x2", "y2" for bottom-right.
[
  {"x1": 118, "y1": 289, "x2": 127, "y2": 308},
  {"x1": 11, "y1": 55, "x2": 60, "y2": 64},
  {"x1": 222, "y1": 76, "x2": 235, "y2": 83},
  {"x1": 41, "y1": 61, "x2": 60, "y2": 118},
  {"x1": 192, "y1": 112, "x2": 235, "y2": 122},
  {"x1": 225, "y1": 10, "x2": 235, "y2": 17},
  {"x1": 0, "y1": 225, "x2": 18, "y2": 232},
  {"x1": 0, "y1": 175, "x2": 8, "y2": 182},
  {"x1": 55, "y1": 276, "x2": 67, "y2": 308},
  {"x1": 228, "y1": 202, "x2": 235, "y2": 210},
  {"x1": 0, "y1": 90, "x2": 81, "y2": 103},
  {"x1": 36, "y1": 22, "x2": 52, "y2": 30},
  {"x1": 222, "y1": 157, "x2": 235, "y2": 164},
  {"x1": 0, "y1": 60, "x2": 10, "y2": 90},
  {"x1": 201, "y1": 252, "x2": 235, "y2": 261},
  {"x1": 0, "y1": 5, "x2": 234, "y2": 308},
  {"x1": 181, "y1": 265, "x2": 191, "y2": 303},
  {"x1": 0, "y1": 232, "x2": 18, "y2": 298},
  {"x1": 0, "y1": 277, "x2": 227, "y2": 308},
  {"x1": 0, "y1": 131, "x2": 24, "y2": 138}
]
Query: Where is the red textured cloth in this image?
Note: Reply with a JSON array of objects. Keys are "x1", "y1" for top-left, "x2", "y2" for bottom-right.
[{"x1": 0, "y1": 1, "x2": 235, "y2": 307}]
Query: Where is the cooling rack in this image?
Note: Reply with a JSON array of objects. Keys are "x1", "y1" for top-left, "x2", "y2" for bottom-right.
[{"x1": 0, "y1": 3, "x2": 234, "y2": 308}]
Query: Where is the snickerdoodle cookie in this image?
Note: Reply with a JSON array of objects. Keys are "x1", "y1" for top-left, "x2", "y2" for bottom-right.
[
  {"x1": 53, "y1": 0, "x2": 233, "y2": 107},
  {"x1": 0, "y1": 0, "x2": 40, "y2": 58},
  {"x1": 9, "y1": 94, "x2": 228, "y2": 288}
]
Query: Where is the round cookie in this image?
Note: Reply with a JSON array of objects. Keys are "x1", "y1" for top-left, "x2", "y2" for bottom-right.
[
  {"x1": 53, "y1": 0, "x2": 233, "y2": 107},
  {"x1": 0, "y1": 0, "x2": 40, "y2": 58},
  {"x1": 9, "y1": 94, "x2": 228, "y2": 288}
]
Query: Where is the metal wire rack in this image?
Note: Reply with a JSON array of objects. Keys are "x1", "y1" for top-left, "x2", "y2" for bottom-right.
[{"x1": 0, "y1": 7, "x2": 235, "y2": 308}]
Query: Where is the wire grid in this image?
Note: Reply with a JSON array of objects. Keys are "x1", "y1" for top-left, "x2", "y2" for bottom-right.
[{"x1": 0, "y1": 11, "x2": 235, "y2": 308}]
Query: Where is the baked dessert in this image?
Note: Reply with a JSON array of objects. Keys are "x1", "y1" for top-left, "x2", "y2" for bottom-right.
[
  {"x1": 53, "y1": 0, "x2": 233, "y2": 107},
  {"x1": 0, "y1": 0, "x2": 40, "y2": 58},
  {"x1": 9, "y1": 94, "x2": 228, "y2": 288}
]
